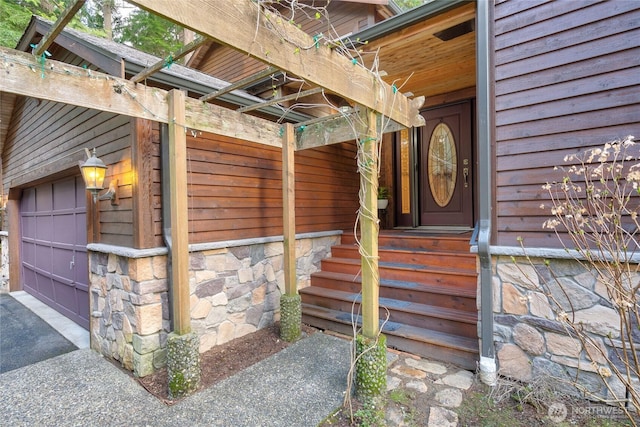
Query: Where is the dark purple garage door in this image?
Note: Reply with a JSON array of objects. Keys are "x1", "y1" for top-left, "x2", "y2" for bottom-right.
[{"x1": 21, "y1": 176, "x2": 89, "y2": 329}]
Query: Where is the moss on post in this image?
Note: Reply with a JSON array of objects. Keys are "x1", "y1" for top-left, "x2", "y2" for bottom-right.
[
  {"x1": 355, "y1": 333, "x2": 387, "y2": 399},
  {"x1": 167, "y1": 332, "x2": 200, "y2": 399},
  {"x1": 280, "y1": 293, "x2": 302, "y2": 342}
]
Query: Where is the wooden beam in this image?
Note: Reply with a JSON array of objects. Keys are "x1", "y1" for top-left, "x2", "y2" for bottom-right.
[
  {"x1": 131, "y1": 118, "x2": 156, "y2": 249},
  {"x1": 130, "y1": 37, "x2": 207, "y2": 83},
  {"x1": 200, "y1": 66, "x2": 278, "y2": 103},
  {"x1": 126, "y1": 0, "x2": 425, "y2": 128},
  {"x1": 295, "y1": 103, "x2": 423, "y2": 150},
  {"x1": 282, "y1": 123, "x2": 297, "y2": 296},
  {"x1": 7, "y1": 198, "x2": 21, "y2": 292},
  {"x1": 168, "y1": 89, "x2": 191, "y2": 335},
  {"x1": 34, "y1": 0, "x2": 86, "y2": 56},
  {"x1": 237, "y1": 87, "x2": 323, "y2": 114},
  {"x1": 360, "y1": 108, "x2": 380, "y2": 339},
  {"x1": 0, "y1": 46, "x2": 282, "y2": 148}
]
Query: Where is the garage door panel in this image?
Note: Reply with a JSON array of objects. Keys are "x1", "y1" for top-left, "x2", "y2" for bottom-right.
[
  {"x1": 22, "y1": 241, "x2": 35, "y2": 265},
  {"x1": 21, "y1": 176, "x2": 89, "y2": 330},
  {"x1": 52, "y1": 247, "x2": 74, "y2": 281},
  {"x1": 36, "y1": 215, "x2": 53, "y2": 241},
  {"x1": 76, "y1": 213, "x2": 86, "y2": 240},
  {"x1": 53, "y1": 179, "x2": 76, "y2": 210},
  {"x1": 53, "y1": 280, "x2": 77, "y2": 313},
  {"x1": 35, "y1": 244, "x2": 52, "y2": 272},
  {"x1": 21, "y1": 215, "x2": 36, "y2": 239},
  {"x1": 35, "y1": 271, "x2": 54, "y2": 300},
  {"x1": 21, "y1": 188, "x2": 36, "y2": 212},
  {"x1": 23, "y1": 268, "x2": 37, "y2": 292},
  {"x1": 75, "y1": 251, "x2": 89, "y2": 285},
  {"x1": 53, "y1": 213, "x2": 77, "y2": 244},
  {"x1": 35, "y1": 185, "x2": 53, "y2": 211}
]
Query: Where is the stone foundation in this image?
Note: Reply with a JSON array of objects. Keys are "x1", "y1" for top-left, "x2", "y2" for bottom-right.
[
  {"x1": 88, "y1": 231, "x2": 340, "y2": 376},
  {"x1": 492, "y1": 254, "x2": 635, "y2": 402}
]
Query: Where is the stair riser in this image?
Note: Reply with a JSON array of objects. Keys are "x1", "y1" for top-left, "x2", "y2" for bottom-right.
[
  {"x1": 310, "y1": 275, "x2": 476, "y2": 312},
  {"x1": 301, "y1": 294, "x2": 477, "y2": 338},
  {"x1": 341, "y1": 234, "x2": 471, "y2": 252},
  {"x1": 301, "y1": 314, "x2": 477, "y2": 371},
  {"x1": 320, "y1": 260, "x2": 476, "y2": 288},
  {"x1": 331, "y1": 246, "x2": 476, "y2": 271}
]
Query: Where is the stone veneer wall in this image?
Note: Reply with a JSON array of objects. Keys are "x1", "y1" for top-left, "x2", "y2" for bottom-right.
[
  {"x1": 0, "y1": 232, "x2": 8, "y2": 293},
  {"x1": 89, "y1": 231, "x2": 340, "y2": 377},
  {"x1": 493, "y1": 254, "x2": 632, "y2": 401}
]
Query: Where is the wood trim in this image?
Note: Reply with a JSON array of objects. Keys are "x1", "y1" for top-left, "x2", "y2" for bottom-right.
[
  {"x1": 131, "y1": 118, "x2": 155, "y2": 249},
  {"x1": 282, "y1": 123, "x2": 296, "y2": 295},
  {"x1": 7, "y1": 197, "x2": 21, "y2": 292},
  {"x1": 168, "y1": 90, "x2": 191, "y2": 334}
]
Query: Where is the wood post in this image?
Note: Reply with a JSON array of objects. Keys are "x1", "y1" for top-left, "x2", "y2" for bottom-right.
[
  {"x1": 280, "y1": 123, "x2": 302, "y2": 342},
  {"x1": 360, "y1": 108, "x2": 380, "y2": 339},
  {"x1": 282, "y1": 123, "x2": 297, "y2": 295},
  {"x1": 167, "y1": 89, "x2": 191, "y2": 335}
]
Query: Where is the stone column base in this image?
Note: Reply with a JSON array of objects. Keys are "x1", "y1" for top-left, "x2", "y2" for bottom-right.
[
  {"x1": 355, "y1": 333, "x2": 387, "y2": 399},
  {"x1": 167, "y1": 332, "x2": 201, "y2": 399},
  {"x1": 280, "y1": 293, "x2": 302, "y2": 342}
]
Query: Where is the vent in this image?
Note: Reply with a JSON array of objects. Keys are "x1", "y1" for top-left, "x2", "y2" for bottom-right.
[{"x1": 434, "y1": 19, "x2": 475, "y2": 42}]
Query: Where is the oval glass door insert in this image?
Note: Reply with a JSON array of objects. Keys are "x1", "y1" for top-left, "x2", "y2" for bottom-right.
[{"x1": 428, "y1": 123, "x2": 457, "y2": 207}]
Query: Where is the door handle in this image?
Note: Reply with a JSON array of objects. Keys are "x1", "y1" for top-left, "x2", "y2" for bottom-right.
[
  {"x1": 463, "y1": 167, "x2": 469, "y2": 188},
  {"x1": 70, "y1": 255, "x2": 75, "y2": 270}
]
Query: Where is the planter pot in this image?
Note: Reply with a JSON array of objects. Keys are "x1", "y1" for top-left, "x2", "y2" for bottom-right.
[{"x1": 377, "y1": 199, "x2": 389, "y2": 210}]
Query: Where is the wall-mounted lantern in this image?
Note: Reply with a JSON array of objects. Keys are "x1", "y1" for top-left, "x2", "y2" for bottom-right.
[{"x1": 79, "y1": 148, "x2": 118, "y2": 204}]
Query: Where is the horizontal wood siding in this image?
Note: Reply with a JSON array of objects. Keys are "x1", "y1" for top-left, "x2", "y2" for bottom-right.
[
  {"x1": 3, "y1": 98, "x2": 133, "y2": 247},
  {"x1": 493, "y1": 0, "x2": 640, "y2": 248},
  {"x1": 149, "y1": 124, "x2": 359, "y2": 244}
]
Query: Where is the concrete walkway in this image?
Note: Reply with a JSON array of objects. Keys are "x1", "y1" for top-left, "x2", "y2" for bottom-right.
[
  {"x1": 0, "y1": 332, "x2": 351, "y2": 427},
  {"x1": 0, "y1": 291, "x2": 476, "y2": 426}
]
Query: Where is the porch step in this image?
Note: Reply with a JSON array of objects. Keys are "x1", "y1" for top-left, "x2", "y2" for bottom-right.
[
  {"x1": 342, "y1": 231, "x2": 472, "y2": 252},
  {"x1": 310, "y1": 271, "x2": 476, "y2": 312},
  {"x1": 320, "y1": 257, "x2": 477, "y2": 289},
  {"x1": 301, "y1": 304, "x2": 479, "y2": 371},
  {"x1": 300, "y1": 286, "x2": 477, "y2": 338},
  {"x1": 302, "y1": 231, "x2": 479, "y2": 370},
  {"x1": 331, "y1": 244, "x2": 477, "y2": 271}
]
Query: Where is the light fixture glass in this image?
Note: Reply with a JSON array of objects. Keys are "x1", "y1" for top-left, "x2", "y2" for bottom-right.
[{"x1": 79, "y1": 148, "x2": 107, "y2": 201}]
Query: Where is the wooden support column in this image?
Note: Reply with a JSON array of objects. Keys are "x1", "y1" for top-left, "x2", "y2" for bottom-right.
[
  {"x1": 360, "y1": 108, "x2": 380, "y2": 339},
  {"x1": 279, "y1": 123, "x2": 302, "y2": 342},
  {"x1": 167, "y1": 89, "x2": 191, "y2": 335},
  {"x1": 282, "y1": 123, "x2": 296, "y2": 296}
]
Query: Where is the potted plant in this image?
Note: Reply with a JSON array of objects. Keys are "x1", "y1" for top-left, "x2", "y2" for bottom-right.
[{"x1": 377, "y1": 186, "x2": 389, "y2": 210}]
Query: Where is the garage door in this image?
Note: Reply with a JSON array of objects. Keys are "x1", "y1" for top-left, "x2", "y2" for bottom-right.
[{"x1": 21, "y1": 176, "x2": 89, "y2": 329}]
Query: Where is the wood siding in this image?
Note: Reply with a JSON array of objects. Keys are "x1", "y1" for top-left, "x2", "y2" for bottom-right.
[
  {"x1": 2, "y1": 98, "x2": 134, "y2": 247},
  {"x1": 494, "y1": 0, "x2": 640, "y2": 248},
  {"x1": 147, "y1": 124, "x2": 360, "y2": 245}
]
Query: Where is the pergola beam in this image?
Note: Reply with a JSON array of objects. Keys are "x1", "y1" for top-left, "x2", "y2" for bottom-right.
[
  {"x1": 237, "y1": 87, "x2": 323, "y2": 114},
  {"x1": 34, "y1": 0, "x2": 86, "y2": 56},
  {"x1": 130, "y1": 36, "x2": 207, "y2": 83},
  {"x1": 294, "y1": 103, "x2": 423, "y2": 150},
  {"x1": 0, "y1": 46, "x2": 282, "y2": 148},
  {"x1": 200, "y1": 66, "x2": 278, "y2": 103},
  {"x1": 126, "y1": 0, "x2": 425, "y2": 128}
]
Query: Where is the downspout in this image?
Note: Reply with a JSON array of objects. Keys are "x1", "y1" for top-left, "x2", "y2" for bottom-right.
[
  {"x1": 160, "y1": 123, "x2": 174, "y2": 324},
  {"x1": 476, "y1": 0, "x2": 497, "y2": 386}
]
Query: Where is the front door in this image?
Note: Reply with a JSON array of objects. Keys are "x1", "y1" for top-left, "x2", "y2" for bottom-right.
[{"x1": 419, "y1": 102, "x2": 473, "y2": 227}]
